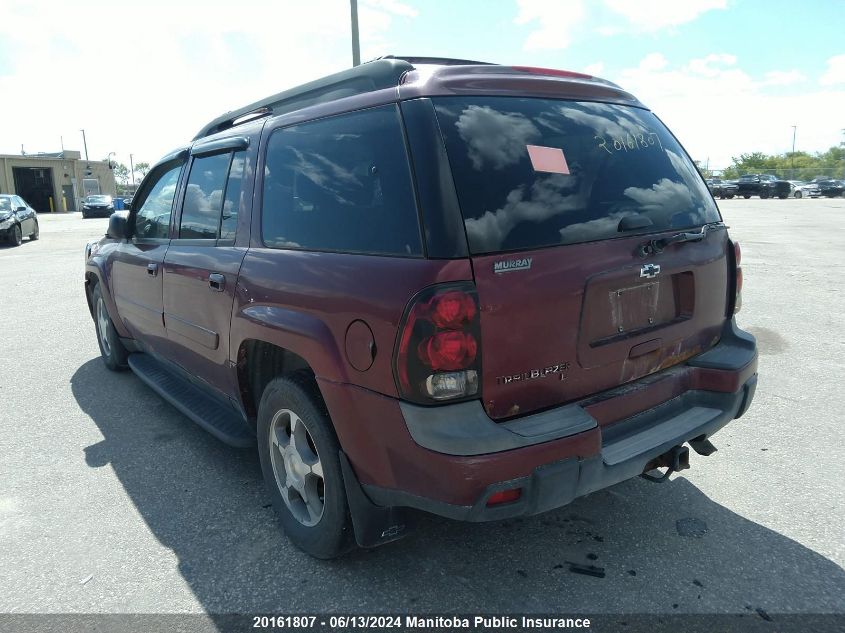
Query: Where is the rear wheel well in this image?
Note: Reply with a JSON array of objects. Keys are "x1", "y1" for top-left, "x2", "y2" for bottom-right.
[{"x1": 237, "y1": 340, "x2": 316, "y2": 422}]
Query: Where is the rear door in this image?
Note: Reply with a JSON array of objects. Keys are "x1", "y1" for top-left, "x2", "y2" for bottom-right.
[
  {"x1": 161, "y1": 140, "x2": 252, "y2": 399},
  {"x1": 111, "y1": 158, "x2": 185, "y2": 354},
  {"x1": 432, "y1": 97, "x2": 728, "y2": 420}
]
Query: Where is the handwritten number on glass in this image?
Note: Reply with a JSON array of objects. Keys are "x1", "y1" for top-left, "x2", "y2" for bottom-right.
[{"x1": 596, "y1": 132, "x2": 663, "y2": 154}]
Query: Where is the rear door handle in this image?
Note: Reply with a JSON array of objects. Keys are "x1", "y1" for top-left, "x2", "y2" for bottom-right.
[
  {"x1": 147, "y1": 263, "x2": 158, "y2": 277},
  {"x1": 208, "y1": 273, "x2": 225, "y2": 292}
]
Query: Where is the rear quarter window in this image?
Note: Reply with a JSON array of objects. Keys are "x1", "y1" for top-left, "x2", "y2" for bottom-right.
[
  {"x1": 433, "y1": 97, "x2": 720, "y2": 255},
  {"x1": 261, "y1": 104, "x2": 422, "y2": 256}
]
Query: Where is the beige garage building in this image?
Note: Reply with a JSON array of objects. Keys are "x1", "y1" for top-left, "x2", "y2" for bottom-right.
[{"x1": 0, "y1": 151, "x2": 116, "y2": 213}]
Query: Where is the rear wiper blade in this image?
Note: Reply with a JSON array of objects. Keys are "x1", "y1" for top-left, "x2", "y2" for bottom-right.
[{"x1": 637, "y1": 222, "x2": 726, "y2": 257}]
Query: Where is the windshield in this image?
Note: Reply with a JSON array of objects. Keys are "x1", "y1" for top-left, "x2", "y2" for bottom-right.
[
  {"x1": 87, "y1": 195, "x2": 112, "y2": 203},
  {"x1": 433, "y1": 97, "x2": 720, "y2": 255}
]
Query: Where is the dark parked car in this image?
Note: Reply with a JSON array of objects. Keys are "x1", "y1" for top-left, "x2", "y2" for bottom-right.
[
  {"x1": 81, "y1": 195, "x2": 115, "y2": 218},
  {"x1": 0, "y1": 194, "x2": 39, "y2": 245},
  {"x1": 736, "y1": 174, "x2": 791, "y2": 199},
  {"x1": 84, "y1": 57, "x2": 758, "y2": 558},
  {"x1": 705, "y1": 178, "x2": 738, "y2": 199},
  {"x1": 817, "y1": 179, "x2": 845, "y2": 197}
]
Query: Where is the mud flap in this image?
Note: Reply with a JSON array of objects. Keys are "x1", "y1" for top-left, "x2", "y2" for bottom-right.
[{"x1": 339, "y1": 451, "x2": 412, "y2": 548}]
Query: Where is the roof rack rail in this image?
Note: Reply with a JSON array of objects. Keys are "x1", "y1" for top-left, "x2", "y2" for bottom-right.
[
  {"x1": 373, "y1": 55, "x2": 496, "y2": 66},
  {"x1": 193, "y1": 58, "x2": 415, "y2": 140}
]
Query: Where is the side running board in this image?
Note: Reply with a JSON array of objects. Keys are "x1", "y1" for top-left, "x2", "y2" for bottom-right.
[{"x1": 127, "y1": 353, "x2": 254, "y2": 447}]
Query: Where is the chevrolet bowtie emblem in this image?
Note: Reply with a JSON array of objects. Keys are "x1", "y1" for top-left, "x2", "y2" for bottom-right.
[{"x1": 640, "y1": 263, "x2": 661, "y2": 278}]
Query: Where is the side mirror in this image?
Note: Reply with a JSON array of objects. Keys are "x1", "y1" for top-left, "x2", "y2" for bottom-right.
[
  {"x1": 107, "y1": 211, "x2": 130, "y2": 240},
  {"x1": 16, "y1": 206, "x2": 26, "y2": 212}
]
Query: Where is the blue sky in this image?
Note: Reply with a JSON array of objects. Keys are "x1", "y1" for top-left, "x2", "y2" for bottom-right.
[{"x1": 1, "y1": 0, "x2": 842, "y2": 170}]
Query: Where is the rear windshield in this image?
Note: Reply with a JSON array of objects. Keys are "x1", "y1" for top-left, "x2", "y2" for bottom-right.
[{"x1": 433, "y1": 97, "x2": 720, "y2": 255}]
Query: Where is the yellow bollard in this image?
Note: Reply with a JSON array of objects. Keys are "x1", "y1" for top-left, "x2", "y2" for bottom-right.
[
  {"x1": 62, "y1": 195, "x2": 67, "y2": 212},
  {"x1": 49, "y1": 196, "x2": 54, "y2": 212}
]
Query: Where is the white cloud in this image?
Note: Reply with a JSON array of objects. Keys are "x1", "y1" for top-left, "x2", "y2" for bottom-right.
[
  {"x1": 362, "y1": 0, "x2": 419, "y2": 17},
  {"x1": 687, "y1": 53, "x2": 737, "y2": 77},
  {"x1": 820, "y1": 54, "x2": 845, "y2": 86},
  {"x1": 583, "y1": 62, "x2": 605, "y2": 76},
  {"x1": 596, "y1": 25, "x2": 623, "y2": 37},
  {"x1": 603, "y1": 0, "x2": 727, "y2": 31},
  {"x1": 615, "y1": 52, "x2": 845, "y2": 168},
  {"x1": 639, "y1": 53, "x2": 670, "y2": 72},
  {"x1": 0, "y1": 0, "x2": 418, "y2": 165},
  {"x1": 761, "y1": 70, "x2": 806, "y2": 87},
  {"x1": 514, "y1": 0, "x2": 586, "y2": 50}
]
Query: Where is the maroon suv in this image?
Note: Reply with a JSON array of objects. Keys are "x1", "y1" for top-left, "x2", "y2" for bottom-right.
[{"x1": 84, "y1": 57, "x2": 758, "y2": 558}]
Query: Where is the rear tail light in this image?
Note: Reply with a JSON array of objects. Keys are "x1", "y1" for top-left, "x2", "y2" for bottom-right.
[
  {"x1": 395, "y1": 283, "x2": 482, "y2": 403},
  {"x1": 732, "y1": 240, "x2": 743, "y2": 313}
]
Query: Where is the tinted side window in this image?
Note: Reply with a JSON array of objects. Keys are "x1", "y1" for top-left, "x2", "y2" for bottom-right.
[
  {"x1": 220, "y1": 151, "x2": 246, "y2": 241},
  {"x1": 180, "y1": 153, "x2": 231, "y2": 239},
  {"x1": 134, "y1": 163, "x2": 183, "y2": 239},
  {"x1": 262, "y1": 105, "x2": 422, "y2": 256}
]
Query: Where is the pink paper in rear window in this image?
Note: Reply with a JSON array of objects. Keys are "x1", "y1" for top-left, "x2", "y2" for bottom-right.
[{"x1": 526, "y1": 144, "x2": 570, "y2": 174}]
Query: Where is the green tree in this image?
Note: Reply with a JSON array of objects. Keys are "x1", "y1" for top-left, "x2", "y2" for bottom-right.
[
  {"x1": 134, "y1": 162, "x2": 150, "y2": 179},
  {"x1": 112, "y1": 162, "x2": 130, "y2": 185},
  {"x1": 722, "y1": 145, "x2": 845, "y2": 180}
]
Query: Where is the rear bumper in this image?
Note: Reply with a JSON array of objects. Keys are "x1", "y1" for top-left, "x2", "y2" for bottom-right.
[
  {"x1": 319, "y1": 318, "x2": 757, "y2": 521},
  {"x1": 364, "y1": 377, "x2": 755, "y2": 521}
]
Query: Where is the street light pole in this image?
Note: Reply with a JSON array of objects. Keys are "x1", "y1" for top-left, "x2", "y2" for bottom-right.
[
  {"x1": 129, "y1": 154, "x2": 135, "y2": 188},
  {"x1": 791, "y1": 125, "x2": 797, "y2": 179},
  {"x1": 80, "y1": 129, "x2": 89, "y2": 161},
  {"x1": 350, "y1": 0, "x2": 361, "y2": 66}
]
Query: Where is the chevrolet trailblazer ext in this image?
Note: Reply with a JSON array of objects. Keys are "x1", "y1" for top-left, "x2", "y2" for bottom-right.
[{"x1": 84, "y1": 57, "x2": 758, "y2": 558}]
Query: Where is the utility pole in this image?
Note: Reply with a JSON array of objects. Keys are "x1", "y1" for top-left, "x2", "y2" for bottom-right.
[
  {"x1": 80, "y1": 129, "x2": 89, "y2": 161},
  {"x1": 350, "y1": 0, "x2": 361, "y2": 66},
  {"x1": 129, "y1": 154, "x2": 135, "y2": 188},
  {"x1": 791, "y1": 125, "x2": 797, "y2": 179}
]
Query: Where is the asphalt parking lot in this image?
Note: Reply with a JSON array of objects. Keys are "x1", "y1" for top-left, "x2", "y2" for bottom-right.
[{"x1": 0, "y1": 200, "x2": 843, "y2": 619}]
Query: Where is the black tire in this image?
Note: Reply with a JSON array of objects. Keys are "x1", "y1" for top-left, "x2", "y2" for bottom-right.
[
  {"x1": 9, "y1": 224, "x2": 22, "y2": 246},
  {"x1": 760, "y1": 191, "x2": 770, "y2": 199},
  {"x1": 743, "y1": 195, "x2": 751, "y2": 199},
  {"x1": 778, "y1": 193, "x2": 788, "y2": 199},
  {"x1": 794, "y1": 190, "x2": 803, "y2": 199},
  {"x1": 92, "y1": 283, "x2": 128, "y2": 371},
  {"x1": 30, "y1": 221, "x2": 39, "y2": 240},
  {"x1": 257, "y1": 374, "x2": 354, "y2": 559},
  {"x1": 82, "y1": 212, "x2": 89, "y2": 219},
  {"x1": 727, "y1": 194, "x2": 735, "y2": 199}
]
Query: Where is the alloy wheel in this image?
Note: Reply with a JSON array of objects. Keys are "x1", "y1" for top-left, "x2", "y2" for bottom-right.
[
  {"x1": 268, "y1": 408, "x2": 325, "y2": 527},
  {"x1": 96, "y1": 297, "x2": 112, "y2": 356}
]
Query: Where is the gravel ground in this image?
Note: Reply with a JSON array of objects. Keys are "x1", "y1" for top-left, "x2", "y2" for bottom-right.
[{"x1": 0, "y1": 200, "x2": 843, "y2": 619}]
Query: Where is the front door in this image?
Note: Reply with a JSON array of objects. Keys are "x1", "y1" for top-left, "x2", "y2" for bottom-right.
[
  {"x1": 13, "y1": 196, "x2": 36, "y2": 234},
  {"x1": 162, "y1": 148, "x2": 249, "y2": 399},
  {"x1": 110, "y1": 160, "x2": 184, "y2": 355}
]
